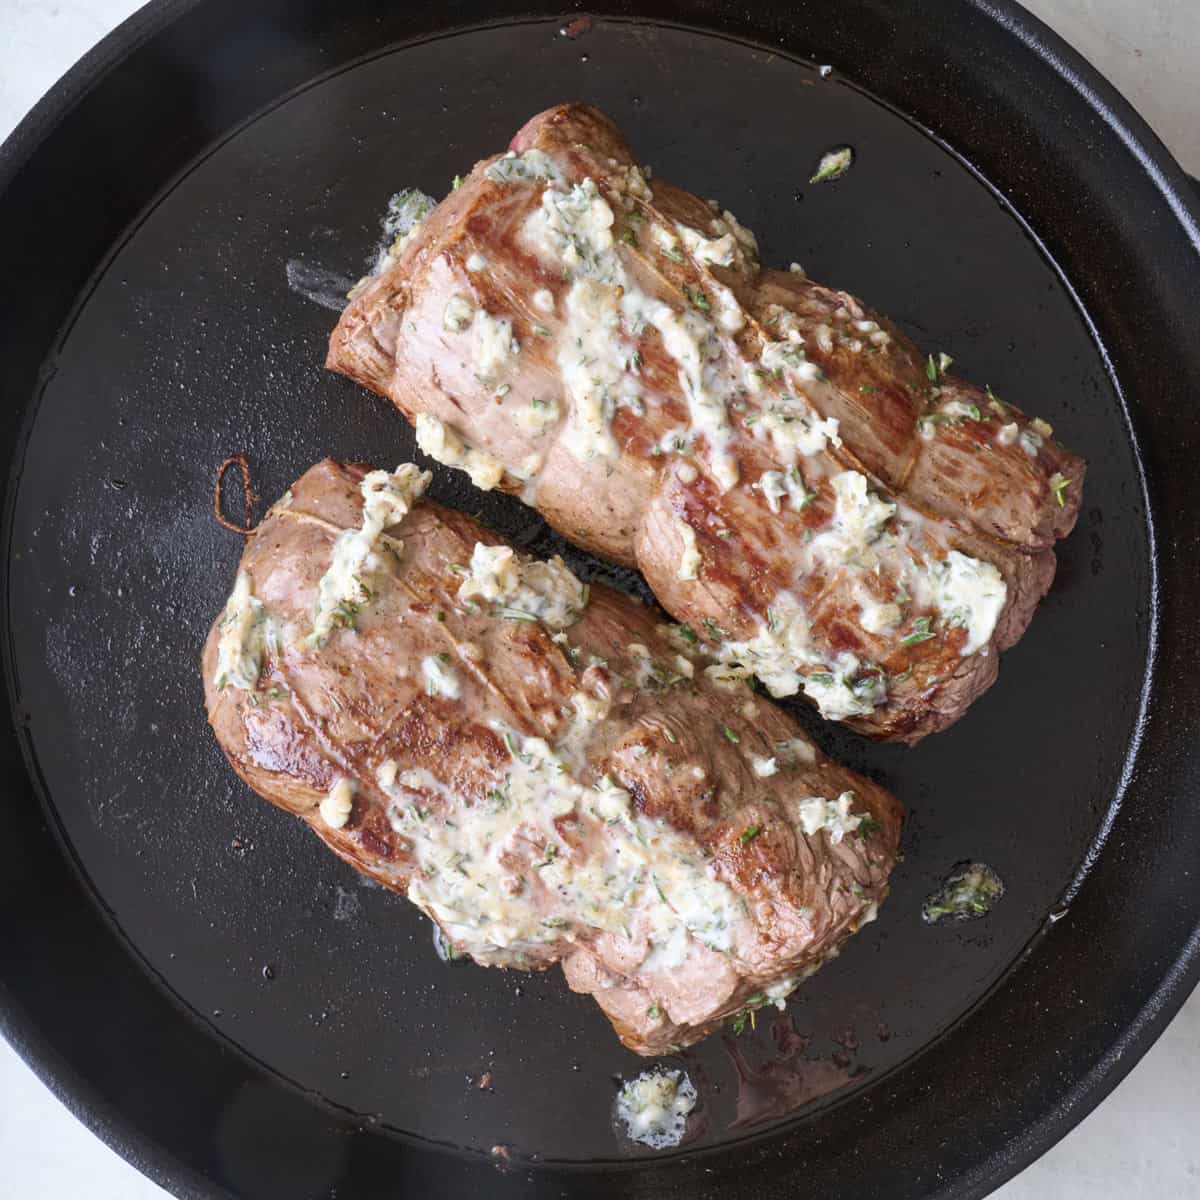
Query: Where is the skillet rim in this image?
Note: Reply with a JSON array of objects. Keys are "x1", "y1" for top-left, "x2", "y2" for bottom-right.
[{"x1": 0, "y1": 2, "x2": 1197, "y2": 1198}]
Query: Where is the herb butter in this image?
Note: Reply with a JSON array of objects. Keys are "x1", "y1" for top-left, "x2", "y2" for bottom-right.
[
  {"x1": 309, "y1": 464, "x2": 431, "y2": 647},
  {"x1": 213, "y1": 570, "x2": 265, "y2": 692}
]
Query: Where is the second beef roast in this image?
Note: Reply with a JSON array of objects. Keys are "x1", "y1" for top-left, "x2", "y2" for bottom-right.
[{"x1": 203, "y1": 460, "x2": 901, "y2": 1053}]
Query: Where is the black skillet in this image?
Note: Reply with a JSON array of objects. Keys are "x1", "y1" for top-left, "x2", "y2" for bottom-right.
[{"x1": 1, "y1": 1, "x2": 1198, "y2": 1197}]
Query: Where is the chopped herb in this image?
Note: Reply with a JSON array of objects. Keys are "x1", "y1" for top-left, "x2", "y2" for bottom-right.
[
  {"x1": 503, "y1": 732, "x2": 518, "y2": 757},
  {"x1": 810, "y1": 146, "x2": 854, "y2": 183},
  {"x1": 683, "y1": 286, "x2": 711, "y2": 312},
  {"x1": 675, "y1": 624, "x2": 698, "y2": 645},
  {"x1": 531, "y1": 323, "x2": 551, "y2": 337},
  {"x1": 857, "y1": 815, "x2": 882, "y2": 839},
  {"x1": 740, "y1": 824, "x2": 762, "y2": 845},
  {"x1": 807, "y1": 672, "x2": 835, "y2": 686},
  {"x1": 731, "y1": 1011, "x2": 750, "y2": 1036},
  {"x1": 265, "y1": 687, "x2": 288, "y2": 700},
  {"x1": 664, "y1": 245, "x2": 684, "y2": 263},
  {"x1": 497, "y1": 606, "x2": 538, "y2": 622},
  {"x1": 926, "y1": 355, "x2": 939, "y2": 383},
  {"x1": 722, "y1": 725, "x2": 740, "y2": 744},
  {"x1": 647, "y1": 1004, "x2": 662, "y2": 1020},
  {"x1": 620, "y1": 225, "x2": 638, "y2": 246},
  {"x1": 702, "y1": 618, "x2": 726, "y2": 642},
  {"x1": 663, "y1": 727, "x2": 678, "y2": 744},
  {"x1": 1049, "y1": 472, "x2": 1070, "y2": 507},
  {"x1": 451, "y1": 175, "x2": 463, "y2": 191},
  {"x1": 860, "y1": 385, "x2": 878, "y2": 393},
  {"x1": 900, "y1": 615, "x2": 936, "y2": 646},
  {"x1": 922, "y1": 861, "x2": 1006, "y2": 924},
  {"x1": 919, "y1": 412, "x2": 956, "y2": 431}
]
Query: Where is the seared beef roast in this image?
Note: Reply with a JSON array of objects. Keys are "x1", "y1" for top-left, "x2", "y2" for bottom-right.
[
  {"x1": 203, "y1": 459, "x2": 901, "y2": 1053},
  {"x1": 328, "y1": 104, "x2": 1085, "y2": 743}
]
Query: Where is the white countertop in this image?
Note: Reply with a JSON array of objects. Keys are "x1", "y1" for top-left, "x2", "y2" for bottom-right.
[{"x1": 0, "y1": 2, "x2": 1196, "y2": 1196}]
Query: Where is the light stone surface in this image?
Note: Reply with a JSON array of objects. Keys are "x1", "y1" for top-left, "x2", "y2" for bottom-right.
[{"x1": 0, "y1": 2, "x2": 1195, "y2": 1196}]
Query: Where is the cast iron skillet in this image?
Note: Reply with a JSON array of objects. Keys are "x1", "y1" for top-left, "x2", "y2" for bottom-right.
[{"x1": 1, "y1": 2, "x2": 1198, "y2": 1197}]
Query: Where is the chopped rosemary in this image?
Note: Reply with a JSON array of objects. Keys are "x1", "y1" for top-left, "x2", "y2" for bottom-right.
[
  {"x1": 722, "y1": 725, "x2": 740, "y2": 744},
  {"x1": 683, "y1": 286, "x2": 711, "y2": 312},
  {"x1": 900, "y1": 616, "x2": 936, "y2": 646},
  {"x1": 740, "y1": 825, "x2": 762, "y2": 845},
  {"x1": 810, "y1": 146, "x2": 853, "y2": 184},
  {"x1": 1049, "y1": 472, "x2": 1070, "y2": 507},
  {"x1": 857, "y1": 815, "x2": 881, "y2": 839},
  {"x1": 497, "y1": 607, "x2": 538, "y2": 622}
]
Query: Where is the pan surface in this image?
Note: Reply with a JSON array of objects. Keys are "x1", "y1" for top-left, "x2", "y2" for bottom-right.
[{"x1": 1, "y1": 2, "x2": 1197, "y2": 1198}]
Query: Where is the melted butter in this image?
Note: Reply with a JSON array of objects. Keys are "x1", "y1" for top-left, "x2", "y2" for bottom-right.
[
  {"x1": 457, "y1": 542, "x2": 587, "y2": 629},
  {"x1": 516, "y1": 395, "x2": 562, "y2": 435},
  {"x1": 717, "y1": 593, "x2": 814, "y2": 699},
  {"x1": 615, "y1": 1069, "x2": 697, "y2": 1149},
  {"x1": 309, "y1": 465, "x2": 431, "y2": 647},
  {"x1": 794, "y1": 792, "x2": 865, "y2": 844},
  {"x1": 676, "y1": 521, "x2": 701, "y2": 581},
  {"x1": 421, "y1": 654, "x2": 462, "y2": 700},
  {"x1": 443, "y1": 293, "x2": 474, "y2": 332},
  {"x1": 519, "y1": 171, "x2": 741, "y2": 489},
  {"x1": 373, "y1": 189, "x2": 436, "y2": 275},
  {"x1": 485, "y1": 148, "x2": 565, "y2": 185},
  {"x1": 676, "y1": 221, "x2": 736, "y2": 267},
  {"x1": 320, "y1": 777, "x2": 354, "y2": 829},
  {"x1": 389, "y1": 727, "x2": 752, "y2": 970},
  {"x1": 214, "y1": 570, "x2": 265, "y2": 691},
  {"x1": 715, "y1": 466, "x2": 1008, "y2": 711},
  {"x1": 808, "y1": 472, "x2": 897, "y2": 569},
  {"x1": 923, "y1": 550, "x2": 1007, "y2": 655},
  {"x1": 415, "y1": 413, "x2": 504, "y2": 491},
  {"x1": 756, "y1": 468, "x2": 813, "y2": 514},
  {"x1": 473, "y1": 309, "x2": 517, "y2": 384},
  {"x1": 558, "y1": 278, "x2": 632, "y2": 460}
]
